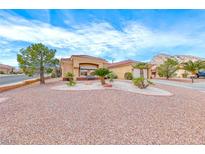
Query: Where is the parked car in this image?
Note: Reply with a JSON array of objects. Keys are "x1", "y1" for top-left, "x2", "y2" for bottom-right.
[
  {"x1": 86, "y1": 75, "x2": 97, "y2": 80},
  {"x1": 196, "y1": 71, "x2": 205, "y2": 78}
]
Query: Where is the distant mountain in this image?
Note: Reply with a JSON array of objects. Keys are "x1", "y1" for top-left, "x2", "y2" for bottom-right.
[{"x1": 150, "y1": 54, "x2": 203, "y2": 65}]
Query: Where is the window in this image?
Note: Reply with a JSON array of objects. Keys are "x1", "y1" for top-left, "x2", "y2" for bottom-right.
[{"x1": 79, "y1": 64, "x2": 98, "y2": 77}]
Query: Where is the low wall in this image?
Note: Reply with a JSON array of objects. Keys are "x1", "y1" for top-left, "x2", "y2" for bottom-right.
[{"x1": 0, "y1": 77, "x2": 50, "y2": 93}]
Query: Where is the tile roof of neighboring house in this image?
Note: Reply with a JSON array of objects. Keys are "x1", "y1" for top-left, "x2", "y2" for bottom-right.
[
  {"x1": 71, "y1": 55, "x2": 107, "y2": 62},
  {"x1": 0, "y1": 64, "x2": 13, "y2": 69},
  {"x1": 108, "y1": 60, "x2": 138, "y2": 68}
]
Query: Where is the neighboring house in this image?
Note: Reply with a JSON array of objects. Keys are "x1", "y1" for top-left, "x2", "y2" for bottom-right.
[
  {"x1": 0, "y1": 64, "x2": 14, "y2": 74},
  {"x1": 150, "y1": 54, "x2": 203, "y2": 78},
  {"x1": 60, "y1": 55, "x2": 108, "y2": 80}
]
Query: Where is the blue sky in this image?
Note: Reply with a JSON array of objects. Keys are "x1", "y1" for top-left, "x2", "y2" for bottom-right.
[{"x1": 1, "y1": 9, "x2": 205, "y2": 66}]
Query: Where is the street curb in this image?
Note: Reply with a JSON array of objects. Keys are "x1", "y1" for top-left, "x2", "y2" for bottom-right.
[{"x1": 0, "y1": 78, "x2": 40, "y2": 93}]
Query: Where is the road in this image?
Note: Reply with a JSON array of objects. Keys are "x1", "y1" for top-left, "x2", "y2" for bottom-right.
[
  {"x1": 0, "y1": 74, "x2": 37, "y2": 86},
  {"x1": 152, "y1": 79, "x2": 205, "y2": 92}
]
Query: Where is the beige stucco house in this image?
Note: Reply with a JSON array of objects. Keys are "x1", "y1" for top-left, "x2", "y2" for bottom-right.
[
  {"x1": 108, "y1": 60, "x2": 135, "y2": 79},
  {"x1": 60, "y1": 55, "x2": 151, "y2": 80},
  {"x1": 60, "y1": 55, "x2": 108, "y2": 80},
  {"x1": 108, "y1": 60, "x2": 151, "y2": 79}
]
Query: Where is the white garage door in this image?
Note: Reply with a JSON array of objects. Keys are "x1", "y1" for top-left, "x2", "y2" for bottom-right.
[{"x1": 133, "y1": 69, "x2": 147, "y2": 78}]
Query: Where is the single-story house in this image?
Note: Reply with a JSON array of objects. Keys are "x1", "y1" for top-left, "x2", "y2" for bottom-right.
[
  {"x1": 0, "y1": 64, "x2": 14, "y2": 74},
  {"x1": 60, "y1": 55, "x2": 108, "y2": 80},
  {"x1": 60, "y1": 55, "x2": 151, "y2": 80},
  {"x1": 108, "y1": 60, "x2": 151, "y2": 79},
  {"x1": 150, "y1": 64, "x2": 192, "y2": 78}
]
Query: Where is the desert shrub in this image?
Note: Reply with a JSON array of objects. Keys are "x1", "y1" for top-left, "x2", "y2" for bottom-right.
[
  {"x1": 124, "y1": 72, "x2": 133, "y2": 80},
  {"x1": 66, "y1": 80, "x2": 76, "y2": 86},
  {"x1": 182, "y1": 71, "x2": 189, "y2": 78},
  {"x1": 107, "y1": 72, "x2": 117, "y2": 82},
  {"x1": 51, "y1": 71, "x2": 57, "y2": 78},
  {"x1": 65, "y1": 72, "x2": 76, "y2": 86},
  {"x1": 132, "y1": 77, "x2": 153, "y2": 89}
]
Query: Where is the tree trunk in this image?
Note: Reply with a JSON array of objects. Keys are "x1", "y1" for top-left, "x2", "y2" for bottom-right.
[
  {"x1": 100, "y1": 77, "x2": 105, "y2": 85},
  {"x1": 191, "y1": 72, "x2": 195, "y2": 83},
  {"x1": 40, "y1": 67, "x2": 45, "y2": 84},
  {"x1": 191, "y1": 77, "x2": 194, "y2": 83},
  {"x1": 40, "y1": 51, "x2": 45, "y2": 84}
]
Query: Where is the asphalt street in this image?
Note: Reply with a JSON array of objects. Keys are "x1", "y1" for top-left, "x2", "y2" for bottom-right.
[{"x1": 0, "y1": 74, "x2": 37, "y2": 86}]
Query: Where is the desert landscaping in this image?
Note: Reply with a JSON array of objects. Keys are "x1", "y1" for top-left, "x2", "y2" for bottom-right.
[{"x1": 0, "y1": 78, "x2": 205, "y2": 144}]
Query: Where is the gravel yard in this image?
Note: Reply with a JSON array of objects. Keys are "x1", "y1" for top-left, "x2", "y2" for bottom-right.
[{"x1": 0, "y1": 79, "x2": 205, "y2": 144}]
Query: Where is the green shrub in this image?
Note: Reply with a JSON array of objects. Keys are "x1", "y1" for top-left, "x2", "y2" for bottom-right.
[
  {"x1": 51, "y1": 71, "x2": 57, "y2": 78},
  {"x1": 66, "y1": 80, "x2": 76, "y2": 86},
  {"x1": 65, "y1": 72, "x2": 76, "y2": 86},
  {"x1": 65, "y1": 72, "x2": 74, "y2": 80},
  {"x1": 0, "y1": 71, "x2": 5, "y2": 74},
  {"x1": 124, "y1": 72, "x2": 133, "y2": 80},
  {"x1": 132, "y1": 77, "x2": 153, "y2": 89},
  {"x1": 107, "y1": 72, "x2": 117, "y2": 82}
]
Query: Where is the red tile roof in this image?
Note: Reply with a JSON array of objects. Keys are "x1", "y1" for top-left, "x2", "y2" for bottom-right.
[
  {"x1": 71, "y1": 55, "x2": 107, "y2": 62},
  {"x1": 108, "y1": 60, "x2": 138, "y2": 68}
]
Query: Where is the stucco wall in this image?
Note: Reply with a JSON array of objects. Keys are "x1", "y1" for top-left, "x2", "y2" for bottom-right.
[
  {"x1": 109, "y1": 65, "x2": 133, "y2": 79},
  {"x1": 61, "y1": 60, "x2": 73, "y2": 77}
]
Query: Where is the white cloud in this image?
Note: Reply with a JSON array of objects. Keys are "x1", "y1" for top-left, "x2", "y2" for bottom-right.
[{"x1": 0, "y1": 10, "x2": 205, "y2": 65}]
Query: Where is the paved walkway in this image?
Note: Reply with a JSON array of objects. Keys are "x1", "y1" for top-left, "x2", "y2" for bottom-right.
[
  {"x1": 52, "y1": 80, "x2": 172, "y2": 96},
  {"x1": 152, "y1": 79, "x2": 205, "y2": 92}
]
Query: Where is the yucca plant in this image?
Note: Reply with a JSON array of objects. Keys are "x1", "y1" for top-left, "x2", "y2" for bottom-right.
[
  {"x1": 65, "y1": 72, "x2": 76, "y2": 86},
  {"x1": 132, "y1": 77, "x2": 153, "y2": 89}
]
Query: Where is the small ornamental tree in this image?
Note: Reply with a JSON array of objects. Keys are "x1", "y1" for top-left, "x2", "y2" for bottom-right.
[
  {"x1": 94, "y1": 68, "x2": 110, "y2": 85},
  {"x1": 157, "y1": 58, "x2": 179, "y2": 80},
  {"x1": 17, "y1": 43, "x2": 56, "y2": 84}
]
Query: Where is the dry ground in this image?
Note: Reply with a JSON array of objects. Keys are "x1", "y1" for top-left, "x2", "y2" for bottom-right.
[{"x1": 0, "y1": 79, "x2": 205, "y2": 144}]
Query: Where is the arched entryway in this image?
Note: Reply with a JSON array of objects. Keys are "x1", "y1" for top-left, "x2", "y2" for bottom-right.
[{"x1": 79, "y1": 63, "x2": 99, "y2": 77}]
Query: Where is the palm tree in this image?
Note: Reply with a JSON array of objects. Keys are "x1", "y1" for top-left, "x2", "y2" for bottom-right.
[
  {"x1": 132, "y1": 62, "x2": 149, "y2": 78},
  {"x1": 182, "y1": 60, "x2": 205, "y2": 82},
  {"x1": 94, "y1": 68, "x2": 110, "y2": 85}
]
